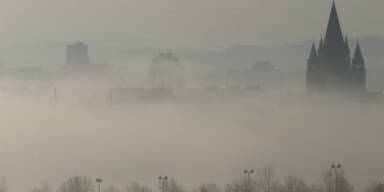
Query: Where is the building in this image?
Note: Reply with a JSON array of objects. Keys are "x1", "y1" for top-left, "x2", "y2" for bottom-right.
[
  {"x1": 66, "y1": 42, "x2": 90, "y2": 66},
  {"x1": 306, "y1": 2, "x2": 366, "y2": 93},
  {"x1": 149, "y1": 52, "x2": 183, "y2": 89},
  {"x1": 253, "y1": 61, "x2": 275, "y2": 72}
]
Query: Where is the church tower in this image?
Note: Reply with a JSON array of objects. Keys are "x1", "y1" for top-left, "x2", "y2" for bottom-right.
[
  {"x1": 306, "y1": 1, "x2": 366, "y2": 92},
  {"x1": 321, "y1": 1, "x2": 351, "y2": 88}
]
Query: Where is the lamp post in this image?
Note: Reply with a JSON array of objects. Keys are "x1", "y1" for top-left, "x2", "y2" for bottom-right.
[
  {"x1": 331, "y1": 164, "x2": 342, "y2": 192},
  {"x1": 96, "y1": 178, "x2": 102, "y2": 192},
  {"x1": 244, "y1": 169, "x2": 254, "y2": 192},
  {"x1": 158, "y1": 176, "x2": 168, "y2": 192}
]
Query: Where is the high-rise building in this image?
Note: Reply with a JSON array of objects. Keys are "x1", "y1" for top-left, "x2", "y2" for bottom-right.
[
  {"x1": 306, "y1": 2, "x2": 366, "y2": 92},
  {"x1": 66, "y1": 42, "x2": 90, "y2": 66}
]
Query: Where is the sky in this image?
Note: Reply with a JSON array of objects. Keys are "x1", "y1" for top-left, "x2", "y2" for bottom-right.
[{"x1": 0, "y1": 0, "x2": 383, "y2": 49}]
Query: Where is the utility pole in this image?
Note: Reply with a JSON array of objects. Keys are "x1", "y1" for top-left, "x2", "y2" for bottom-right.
[
  {"x1": 331, "y1": 164, "x2": 341, "y2": 192},
  {"x1": 264, "y1": 168, "x2": 271, "y2": 192},
  {"x1": 158, "y1": 176, "x2": 168, "y2": 192},
  {"x1": 96, "y1": 178, "x2": 102, "y2": 192},
  {"x1": 244, "y1": 169, "x2": 254, "y2": 192}
]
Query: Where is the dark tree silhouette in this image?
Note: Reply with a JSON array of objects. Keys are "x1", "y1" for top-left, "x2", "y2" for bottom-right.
[
  {"x1": 320, "y1": 169, "x2": 353, "y2": 192},
  {"x1": 196, "y1": 184, "x2": 221, "y2": 192},
  {"x1": 59, "y1": 176, "x2": 94, "y2": 192},
  {"x1": 104, "y1": 185, "x2": 120, "y2": 192},
  {"x1": 32, "y1": 182, "x2": 52, "y2": 192},
  {"x1": 367, "y1": 182, "x2": 384, "y2": 192},
  {"x1": 282, "y1": 176, "x2": 310, "y2": 192},
  {"x1": 165, "y1": 179, "x2": 184, "y2": 192},
  {"x1": 127, "y1": 182, "x2": 152, "y2": 192}
]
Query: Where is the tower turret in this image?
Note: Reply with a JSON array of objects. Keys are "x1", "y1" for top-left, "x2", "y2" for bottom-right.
[
  {"x1": 344, "y1": 35, "x2": 351, "y2": 66},
  {"x1": 352, "y1": 42, "x2": 364, "y2": 68},
  {"x1": 350, "y1": 42, "x2": 366, "y2": 91},
  {"x1": 308, "y1": 42, "x2": 317, "y2": 63},
  {"x1": 306, "y1": 42, "x2": 320, "y2": 89},
  {"x1": 318, "y1": 37, "x2": 324, "y2": 56}
]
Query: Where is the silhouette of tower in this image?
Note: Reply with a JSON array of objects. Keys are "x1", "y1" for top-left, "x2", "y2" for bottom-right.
[
  {"x1": 306, "y1": 42, "x2": 320, "y2": 89},
  {"x1": 350, "y1": 42, "x2": 366, "y2": 91},
  {"x1": 306, "y1": 1, "x2": 366, "y2": 92}
]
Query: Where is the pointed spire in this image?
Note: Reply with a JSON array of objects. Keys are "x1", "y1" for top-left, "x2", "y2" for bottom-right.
[
  {"x1": 352, "y1": 42, "x2": 365, "y2": 70},
  {"x1": 319, "y1": 36, "x2": 324, "y2": 50},
  {"x1": 308, "y1": 42, "x2": 318, "y2": 68},
  {"x1": 310, "y1": 42, "x2": 317, "y2": 58},
  {"x1": 353, "y1": 42, "x2": 363, "y2": 61},
  {"x1": 324, "y1": 1, "x2": 344, "y2": 45},
  {"x1": 344, "y1": 35, "x2": 349, "y2": 45},
  {"x1": 344, "y1": 35, "x2": 350, "y2": 52},
  {"x1": 351, "y1": 42, "x2": 366, "y2": 91}
]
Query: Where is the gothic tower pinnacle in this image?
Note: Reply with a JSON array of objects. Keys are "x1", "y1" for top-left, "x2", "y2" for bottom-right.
[
  {"x1": 306, "y1": 1, "x2": 366, "y2": 92},
  {"x1": 350, "y1": 42, "x2": 366, "y2": 91},
  {"x1": 324, "y1": 1, "x2": 344, "y2": 47}
]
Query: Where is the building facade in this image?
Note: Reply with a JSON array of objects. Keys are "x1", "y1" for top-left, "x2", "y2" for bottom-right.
[
  {"x1": 306, "y1": 2, "x2": 366, "y2": 92},
  {"x1": 66, "y1": 42, "x2": 90, "y2": 66}
]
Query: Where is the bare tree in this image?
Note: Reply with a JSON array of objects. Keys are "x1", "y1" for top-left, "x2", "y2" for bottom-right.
[
  {"x1": 196, "y1": 183, "x2": 221, "y2": 192},
  {"x1": 282, "y1": 176, "x2": 309, "y2": 192},
  {"x1": 320, "y1": 169, "x2": 353, "y2": 192},
  {"x1": 165, "y1": 179, "x2": 184, "y2": 192},
  {"x1": 127, "y1": 182, "x2": 152, "y2": 192},
  {"x1": 308, "y1": 184, "x2": 323, "y2": 192},
  {"x1": 256, "y1": 168, "x2": 282, "y2": 192},
  {"x1": 225, "y1": 179, "x2": 248, "y2": 192},
  {"x1": 104, "y1": 185, "x2": 120, "y2": 192},
  {"x1": 59, "y1": 176, "x2": 94, "y2": 192},
  {"x1": 367, "y1": 182, "x2": 384, "y2": 192},
  {"x1": 32, "y1": 182, "x2": 52, "y2": 192},
  {"x1": 226, "y1": 170, "x2": 265, "y2": 192}
]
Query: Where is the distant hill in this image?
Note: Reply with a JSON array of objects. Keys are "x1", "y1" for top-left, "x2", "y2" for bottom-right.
[
  {"x1": 0, "y1": 36, "x2": 383, "y2": 70},
  {"x1": 180, "y1": 36, "x2": 384, "y2": 70}
]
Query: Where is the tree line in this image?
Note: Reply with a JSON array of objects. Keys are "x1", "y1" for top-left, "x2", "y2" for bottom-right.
[{"x1": 4, "y1": 167, "x2": 384, "y2": 192}]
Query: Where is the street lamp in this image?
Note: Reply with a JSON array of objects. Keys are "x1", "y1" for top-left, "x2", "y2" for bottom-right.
[
  {"x1": 244, "y1": 169, "x2": 254, "y2": 192},
  {"x1": 158, "y1": 176, "x2": 168, "y2": 192},
  {"x1": 331, "y1": 164, "x2": 341, "y2": 192},
  {"x1": 96, "y1": 178, "x2": 102, "y2": 192}
]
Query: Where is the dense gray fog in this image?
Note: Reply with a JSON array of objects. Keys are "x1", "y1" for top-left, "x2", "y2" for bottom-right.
[
  {"x1": 0, "y1": 76, "x2": 384, "y2": 192},
  {"x1": 0, "y1": 0, "x2": 383, "y2": 192}
]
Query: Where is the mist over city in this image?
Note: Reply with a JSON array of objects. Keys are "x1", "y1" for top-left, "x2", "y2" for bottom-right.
[{"x1": 0, "y1": 1, "x2": 384, "y2": 192}]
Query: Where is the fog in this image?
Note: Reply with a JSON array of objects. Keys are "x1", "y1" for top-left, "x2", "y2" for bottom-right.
[
  {"x1": 0, "y1": 0, "x2": 383, "y2": 192},
  {"x1": 1, "y1": 74, "x2": 384, "y2": 192}
]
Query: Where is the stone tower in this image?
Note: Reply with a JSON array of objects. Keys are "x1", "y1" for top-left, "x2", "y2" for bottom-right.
[{"x1": 306, "y1": 2, "x2": 366, "y2": 92}]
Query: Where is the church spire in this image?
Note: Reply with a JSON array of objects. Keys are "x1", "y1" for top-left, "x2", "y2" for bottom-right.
[
  {"x1": 351, "y1": 42, "x2": 366, "y2": 91},
  {"x1": 352, "y1": 42, "x2": 364, "y2": 66},
  {"x1": 318, "y1": 36, "x2": 324, "y2": 52},
  {"x1": 344, "y1": 35, "x2": 350, "y2": 56},
  {"x1": 306, "y1": 1, "x2": 367, "y2": 92},
  {"x1": 309, "y1": 42, "x2": 317, "y2": 58},
  {"x1": 308, "y1": 42, "x2": 318, "y2": 67},
  {"x1": 324, "y1": 1, "x2": 344, "y2": 45},
  {"x1": 344, "y1": 35, "x2": 349, "y2": 47}
]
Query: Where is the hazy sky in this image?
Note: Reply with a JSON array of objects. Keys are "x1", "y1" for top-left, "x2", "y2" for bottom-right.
[{"x1": 0, "y1": 0, "x2": 383, "y2": 49}]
